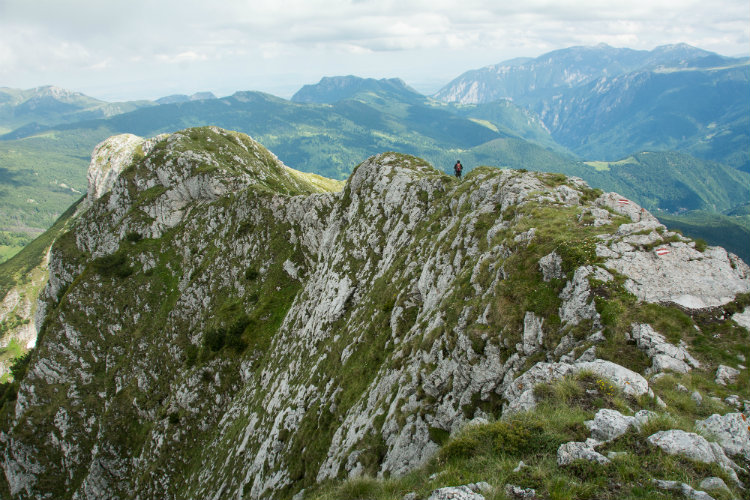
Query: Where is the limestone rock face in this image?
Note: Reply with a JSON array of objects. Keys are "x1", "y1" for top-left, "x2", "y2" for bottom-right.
[
  {"x1": 628, "y1": 323, "x2": 701, "y2": 374},
  {"x1": 538, "y1": 251, "x2": 563, "y2": 281},
  {"x1": 695, "y1": 413, "x2": 750, "y2": 461},
  {"x1": 593, "y1": 193, "x2": 750, "y2": 309},
  {"x1": 84, "y1": 134, "x2": 146, "y2": 207},
  {"x1": 521, "y1": 312, "x2": 544, "y2": 355},
  {"x1": 558, "y1": 266, "x2": 607, "y2": 327},
  {"x1": 2, "y1": 128, "x2": 749, "y2": 500},
  {"x1": 647, "y1": 430, "x2": 743, "y2": 485}
]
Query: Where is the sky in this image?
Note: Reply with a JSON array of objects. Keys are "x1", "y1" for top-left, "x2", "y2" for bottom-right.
[{"x1": 0, "y1": 0, "x2": 748, "y2": 102}]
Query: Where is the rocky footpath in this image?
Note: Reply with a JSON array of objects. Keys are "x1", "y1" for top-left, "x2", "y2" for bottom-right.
[{"x1": 0, "y1": 127, "x2": 748, "y2": 499}]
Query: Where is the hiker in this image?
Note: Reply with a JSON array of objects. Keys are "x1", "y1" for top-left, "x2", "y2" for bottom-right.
[{"x1": 454, "y1": 160, "x2": 463, "y2": 179}]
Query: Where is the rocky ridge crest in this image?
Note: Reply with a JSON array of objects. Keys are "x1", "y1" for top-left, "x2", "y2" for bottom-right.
[{"x1": 0, "y1": 127, "x2": 748, "y2": 499}]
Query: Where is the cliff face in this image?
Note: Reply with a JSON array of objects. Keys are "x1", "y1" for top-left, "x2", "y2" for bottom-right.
[{"x1": 1, "y1": 127, "x2": 748, "y2": 499}]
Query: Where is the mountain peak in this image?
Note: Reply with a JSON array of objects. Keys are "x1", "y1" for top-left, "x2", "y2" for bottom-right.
[
  {"x1": 433, "y1": 43, "x2": 744, "y2": 105},
  {"x1": 155, "y1": 92, "x2": 218, "y2": 105},
  {"x1": 291, "y1": 75, "x2": 420, "y2": 104},
  {"x1": 80, "y1": 127, "x2": 343, "y2": 242}
]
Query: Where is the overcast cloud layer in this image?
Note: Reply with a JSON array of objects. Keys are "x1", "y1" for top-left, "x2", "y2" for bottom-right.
[{"x1": 1, "y1": 0, "x2": 748, "y2": 100}]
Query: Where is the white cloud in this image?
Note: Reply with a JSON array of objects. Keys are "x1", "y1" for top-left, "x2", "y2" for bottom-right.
[{"x1": 0, "y1": 0, "x2": 747, "y2": 99}]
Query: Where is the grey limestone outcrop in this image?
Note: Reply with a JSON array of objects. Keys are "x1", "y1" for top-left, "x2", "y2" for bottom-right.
[
  {"x1": 651, "y1": 480, "x2": 716, "y2": 500},
  {"x1": 2, "y1": 128, "x2": 749, "y2": 500},
  {"x1": 504, "y1": 484, "x2": 537, "y2": 499},
  {"x1": 647, "y1": 430, "x2": 744, "y2": 486},
  {"x1": 538, "y1": 251, "x2": 563, "y2": 282},
  {"x1": 585, "y1": 408, "x2": 637, "y2": 442},
  {"x1": 521, "y1": 312, "x2": 544, "y2": 355},
  {"x1": 628, "y1": 323, "x2": 701, "y2": 374},
  {"x1": 556, "y1": 441, "x2": 611, "y2": 466},
  {"x1": 593, "y1": 193, "x2": 750, "y2": 310},
  {"x1": 695, "y1": 412, "x2": 750, "y2": 461},
  {"x1": 427, "y1": 485, "x2": 486, "y2": 500},
  {"x1": 733, "y1": 308, "x2": 750, "y2": 330},
  {"x1": 715, "y1": 365, "x2": 741, "y2": 386},
  {"x1": 699, "y1": 477, "x2": 730, "y2": 492},
  {"x1": 502, "y1": 359, "x2": 651, "y2": 415}
]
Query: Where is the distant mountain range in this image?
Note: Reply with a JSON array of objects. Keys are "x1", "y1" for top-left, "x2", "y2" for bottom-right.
[
  {"x1": 155, "y1": 92, "x2": 218, "y2": 105},
  {"x1": 291, "y1": 76, "x2": 419, "y2": 104},
  {"x1": 434, "y1": 43, "x2": 750, "y2": 172},
  {"x1": 0, "y1": 43, "x2": 748, "y2": 261},
  {"x1": 433, "y1": 43, "x2": 740, "y2": 103},
  {"x1": 0, "y1": 85, "x2": 154, "y2": 134}
]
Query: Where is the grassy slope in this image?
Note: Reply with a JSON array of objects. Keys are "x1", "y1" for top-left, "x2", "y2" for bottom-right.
[
  {"x1": 310, "y1": 369, "x2": 746, "y2": 500},
  {"x1": 0, "y1": 197, "x2": 82, "y2": 299},
  {"x1": 579, "y1": 152, "x2": 750, "y2": 213}
]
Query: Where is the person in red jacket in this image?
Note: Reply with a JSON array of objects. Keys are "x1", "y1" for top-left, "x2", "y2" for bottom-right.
[{"x1": 454, "y1": 160, "x2": 463, "y2": 179}]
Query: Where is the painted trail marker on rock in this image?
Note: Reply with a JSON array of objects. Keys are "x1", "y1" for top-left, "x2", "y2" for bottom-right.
[
  {"x1": 618, "y1": 199, "x2": 630, "y2": 205},
  {"x1": 655, "y1": 248, "x2": 670, "y2": 256}
]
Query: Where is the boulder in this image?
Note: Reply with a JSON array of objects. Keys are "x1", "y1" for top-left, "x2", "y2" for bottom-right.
[
  {"x1": 695, "y1": 413, "x2": 750, "y2": 460},
  {"x1": 585, "y1": 408, "x2": 636, "y2": 442},
  {"x1": 651, "y1": 479, "x2": 716, "y2": 500},
  {"x1": 557, "y1": 441, "x2": 611, "y2": 466},
  {"x1": 574, "y1": 359, "x2": 650, "y2": 396},
  {"x1": 427, "y1": 485, "x2": 485, "y2": 500},
  {"x1": 629, "y1": 323, "x2": 700, "y2": 374},
  {"x1": 715, "y1": 365, "x2": 740, "y2": 386},
  {"x1": 699, "y1": 477, "x2": 729, "y2": 492},
  {"x1": 504, "y1": 484, "x2": 537, "y2": 499},
  {"x1": 647, "y1": 430, "x2": 743, "y2": 485},
  {"x1": 503, "y1": 359, "x2": 650, "y2": 415}
]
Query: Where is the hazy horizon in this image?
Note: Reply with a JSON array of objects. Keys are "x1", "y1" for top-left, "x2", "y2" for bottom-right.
[{"x1": 1, "y1": 0, "x2": 749, "y2": 102}]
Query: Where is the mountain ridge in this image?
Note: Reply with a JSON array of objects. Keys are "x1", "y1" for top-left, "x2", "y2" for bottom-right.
[
  {"x1": 0, "y1": 127, "x2": 748, "y2": 499},
  {"x1": 1, "y1": 43, "x2": 748, "y2": 267},
  {"x1": 291, "y1": 76, "x2": 420, "y2": 104},
  {"x1": 433, "y1": 43, "x2": 747, "y2": 104}
]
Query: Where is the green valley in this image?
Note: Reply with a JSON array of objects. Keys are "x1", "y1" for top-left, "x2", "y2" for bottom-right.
[{"x1": 1, "y1": 49, "x2": 749, "y2": 265}]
